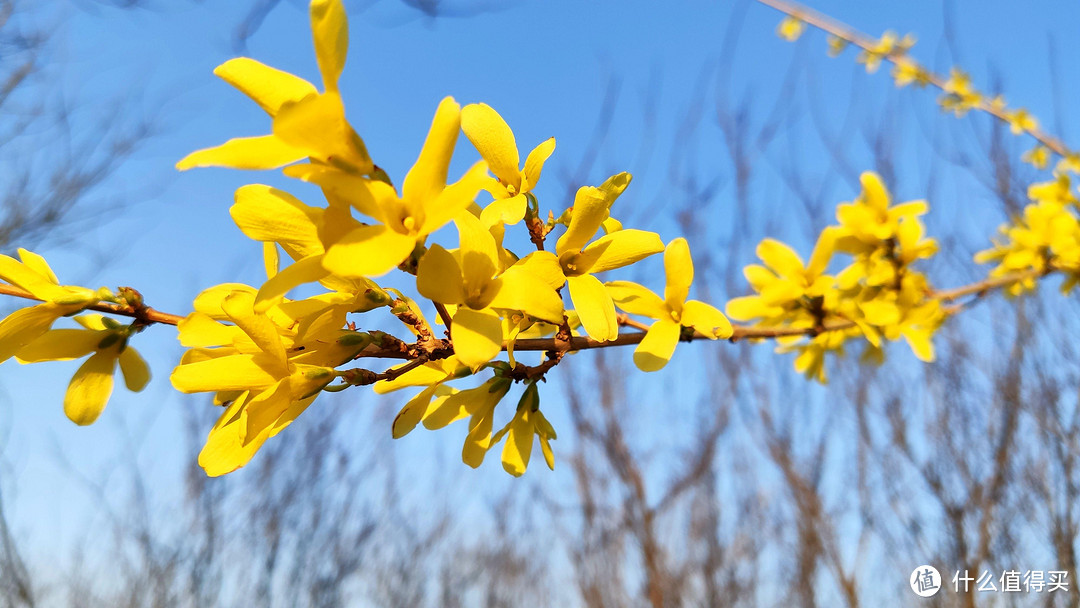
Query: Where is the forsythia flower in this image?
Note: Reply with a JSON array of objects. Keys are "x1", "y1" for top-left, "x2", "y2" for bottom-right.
[
  {"x1": 939, "y1": 68, "x2": 983, "y2": 116},
  {"x1": 177, "y1": 0, "x2": 373, "y2": 175},
  {"x1": 416, "y1": 212, "x2": 564, "y2": 368},
  {"x1": 554, "y1": 172, "x2": 664, "y2": 341},
  {"x1": 1022, "y1": 145, "x2": 1051, "y2": 170},
  {"x1": 976, "y1": 198, "x2": 1080, "y2": 295},
  {"x1": 0, "y1": 249, "x2": 106, "y2": 362},
  {"x1": 892, "y1": 58, "x2": 929, "y2": 88},
  {"x1": 461, "y1": 103, "x2": 555, "y2": 226},
  {"x1": 490, "y1": 383, "x2": 555, "y2": 477},
  {"x1": 607, "y1": 238, "x2": 733, "y2": 371},
  {"x1": 1006, "y1": 108, "x2": 1039, "y2": 135},
  {"x1": 776, "y1": 16, "x2": 805, "y2": 42},
  {"x1": 16, "y1": 314, "x2": 150, "y2": 425}
]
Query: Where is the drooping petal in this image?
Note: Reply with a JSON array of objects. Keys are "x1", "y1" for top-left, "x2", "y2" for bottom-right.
[
  {"x1": 321, "y1": 224, "x2": 417, "y2": 277},
  {"x1": 170, "y1": 354, "x2": 281, "y2": 393},
  {"x1": 451, "y1": 308, "x2": 503, "y2": 369},
  {"x1": 422, "y1": 382, "x2": 503, "y2": 430},
  {"x1": 521, "y1": 137, "x2": 555, "y2": 192},
  {"x1": 254, "y1": 254, "x2": 330, "y2": 313},
  {"x1": 903, "y1": 328, "x2": 936, "y2": 362},
  {"x1": 460, "y1": 103, "x2": 521, "y2": 189},
  {"x1": 402, "y1": 96, "x2": 461, "y2": 206},
  {"x1": 176, "y1": 135, "x2": 306, "y2": 171},
  {"x1": 756, "y1": 238, "x2": 805, "y2": 279},
  {"x1": 462, "y1": 394, "x2": 500, "y2": 468},
  {"x1": 214, "y1": 57, "x2": 318, "y2": 116},
  {"x1": 567, "y1": 274, "x2": 618, "y2": 342},
  {"x1": 199, "y1": 392, "x2": 315, "y2": 477},
  {"x1": 633, "y1": 318, "x2": 680, "y2": 372},
  {"x1": 310, "y1": 0, "x2": 348, "y2": 91},
  {"x1": 501, "y1": 408, "x2": 534, "y2": 477},
  {"x1": 488, "y1": 267, "x2": 564, "y2": 324},
  {"x1": 373, "y1": 361, "x2": 455, "y2": 394},
  {"x1": 663, "y1": 237, "x2": 693, "y2": 310},
  {"x1": 64, "y1": 349, "x2": 118, "y2": 426},
  {"x1": 15, "y1": 328, "x2": 102, "y2": 363},
  {"x1": 243, "y1": 379, "x2": 298, "y2": 443},
  {"x1": 605, "y1": 281, "x2": 668, "y2": 319},
  {"x1": 0, "y1": 304, "x2": 67, "y2": 362},
  {"x1": 118, "y1": 347, "x2": 151, "y2": 392},
  {"x1": 416, "y1": 244, "x2": 465, "y2": 305},
  {"x1": 231, "y1": 185, "x2": 325, "y2": 258},
  {"x1": 392, "y1": 384, "x2": 441, "y2": 439},
  {"x1": 681, "y1": 300, "x2": 733, "y2": 339},
  {"x1": 577, "y1": 229, "x2": 664, "y2": 274}
]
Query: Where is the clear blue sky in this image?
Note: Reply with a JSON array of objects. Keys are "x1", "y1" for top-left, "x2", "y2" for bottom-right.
[{"x1": 2, "y1": 0, "x2": 1080, "y2": 577}]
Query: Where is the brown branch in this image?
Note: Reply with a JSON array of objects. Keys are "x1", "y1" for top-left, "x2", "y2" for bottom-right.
[
  {"x1": 0, "y1": 283, "x2": 184, "y2": 326},
  {"x1": 754, "y1": 0, "x2": 1074, "y2": 158}
]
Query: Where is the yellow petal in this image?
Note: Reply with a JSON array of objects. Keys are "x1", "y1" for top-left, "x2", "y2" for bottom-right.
[
  {"x1": 725, "y1": 296, "x2": 780, "y2": 321},
  {"x1": 806, "y1": 228, "x2": 836, "y2": 277},
  {"x1": 605, "y1": 280, "x2": 667, "y2": 319},
  {"x1": 402, "y1": 96, "x2": 461, "y2": 206},
  {"x1": 176, "y1": 135, "x2": 307, "y2": 171},
  {"x1": 177, "y1": 312, "x2": 241, "y2": 347},
  {"x1": 221, "y1": 291, "x2": 288, "y2": 374},
  {"x1": 460, "y1": 103, "x2": 521, "y2": 189},
  {"x1": 231, "y1": 184, "x2": 325, "y2": 258},
  {"x1": 214, "y1": 57, "x2": 318, "y2": 116},
  {"x1": 859, "y1": 171, "x2": 890, "y2": 210},
  {"x1": 577, "y1": 229, "x2": 664, "y2": 274},
  {"x1": 521, "y1": 137, "x2": 555, "y2": 192},
  {"x1": 392, "y1": 384, "x2": 440, "y2": 439},
  {"x1": 199, "y1": 392, "x2": 315, "y2": 476},
  {"x1": 0, "y1": 304, "x2": 65, "y2": 362},
  {"x1": 743, "y1": 264, "x2": 776, "y2": 291},
  {"x1": 64, "y1": 349, "x2": 118, "y2": 426},
  {"x1": 416, "y1": 244, "x2": 465, "y2": 304},
  {"x1": 513, "y1": 251, "x2": 565, "y2": 290},
  {"x1": 462, "y1": 394, "x2": 499, "y2": 469},
  {"x1": 0, "y1": 255, "x2": 69, "y2": 302},
  {"x1": 373, "y1": 361, "x2": 453, "y2": 394},
  {"x1": 903, "y1": 328, "x2": 935, "y2": 362},
  {"x1": 321, "y1": 224, "x2": 417, "y2": 277},
  {"x1": 254, "y1": 254, "x2": 330, "y2": 313},
  {"x1": 170, "y1": 354, "x2": 280, "y2": 393},
  {"x1": 283, "y1": 163, "x2": 387, "y2": 223},
  {"x1": 479, "y1": 195, "x2": 527, "y2": 228},
  {"x1": 567, "y1": 274, "x2": 618, "y2": 342},
  {"x1": 243, "y1": 379, "x2": 298, "y2": 442},
  {"x1": 488, "y1": 267, "x2": 565, "y2": 324},
  {"x1": 454, "y1": 212, "x2": 499, "y2": 299},
  {"x1": 273, "y1": 92, "x2": 371, "y2": 173},
  {"x1": 118, "y1": 347, "x2": 151, "y2": 392},
  {"x1": 501, "y1": 408, "x2": 534, "y2": 477},
  {"x1": 663, "y1": 237, "x2": 693, "y2": 309},
  {"x1": 310, "y1": 0, "x2": 348, "y2": 91},
  {"x1": 633, "y1": 318, "x2": 680, "y2": 372},
  {"x1": 263, "y1": 242, "x2": 280, "y2": 279},
  {"x1": 756, "y1": 238, "x2": 805, "y2": 279},
  {"x1": 556, "y1": 183, "x2": 616, "y2": 254},
  {"x1": 419, "y1": 160, "x2": 490, "y2": 237},
  {"x1": 422, "y1": 381, "x2": 506, "y2": 430},
  {"x1": 451, "y1": 308, "x2": 503, "y2": 369},
  {"x1": 681, "y1": 300, "x2": 733, "y2": 339},
  {"x1": 16, "y1": 249, "x2": 58, "y2": 284},
  {"x1": 15, "y1": 328, "x2": 102, "y2": 363}
]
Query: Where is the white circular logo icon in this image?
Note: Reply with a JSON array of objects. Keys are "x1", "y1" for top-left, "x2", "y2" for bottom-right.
[{"x1": 910, "y1": 565, "x2": 942, "y2": 597}]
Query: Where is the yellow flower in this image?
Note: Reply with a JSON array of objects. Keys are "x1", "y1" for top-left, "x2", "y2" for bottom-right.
[
  {"x1": 891, "y1": 58, "x2": 929, "y2": 88},
  {"x1": 16, "y1": 314, "x2": 150, "y2": 426},
  {"x1": 833, "y1": 172, "x2": 931, "y2": 257},
  {"x1": 976, "y1": 199, "x2": 1080, "y2": 295},
  {"x1": 554, "y1": 172, "x2": 664, "y2": 341},
  {"x1": 177, "y1": 0, "x2": 373, "y2": 175},
  {"x1": 939, "y1": 68, "x2": 983, "y2": 116},
  {"x1": 297, "y1": 97, "x2": 491, "y2": 278},
  {"x1": 826, "y1": 36, "x2": 849, "y2": 57},
  {"x1": 416, "y1": 212, "x2": 565, "y2": 368},
  {"x1": 1006, "y1": 108, "x2": 1039, "y2": 135},
  {"x1": 1022, "y1": 145, "x2": 1051, "y2": 170},
  {"x1": 776, "y1": 16, "x2": 805, "y2": 42},
  {"x1": 171, "y1": 289, "x2": 363, "y2": 476},
  {"x1": 490, "y1": 383, "x2": 556, "y2": 476},
  {"x1": 725, "y1": 230, "x2": 837, "y2": 327},
  {"x1": 606, "y1": 238, "x2": 732, "y2": 371},
  {"x1": 856, "y1": 31, "x2": 912, "y2": 73},
  {"x1": 1055, "y1": 152, "x2": 1080, "y2": 175},
  {"x1": 0, "y1": 249, "x2": 105, "y2": 362},
  {"x1": 461, "y1": 103, "x2": 555, "y2": 227}
]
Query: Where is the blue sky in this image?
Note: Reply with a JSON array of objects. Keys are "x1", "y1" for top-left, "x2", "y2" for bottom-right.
[{"x1": 3, "y1": 0, "x2": 1080, "y2": 580}]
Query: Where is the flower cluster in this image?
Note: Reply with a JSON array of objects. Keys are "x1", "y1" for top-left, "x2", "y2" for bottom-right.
[
  {"x1": 726, "y1": 172, "x2": 944, "y2": 382},
  {"x1": 976, "y1": 175, "x2": 1080, "y2": 295}
]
